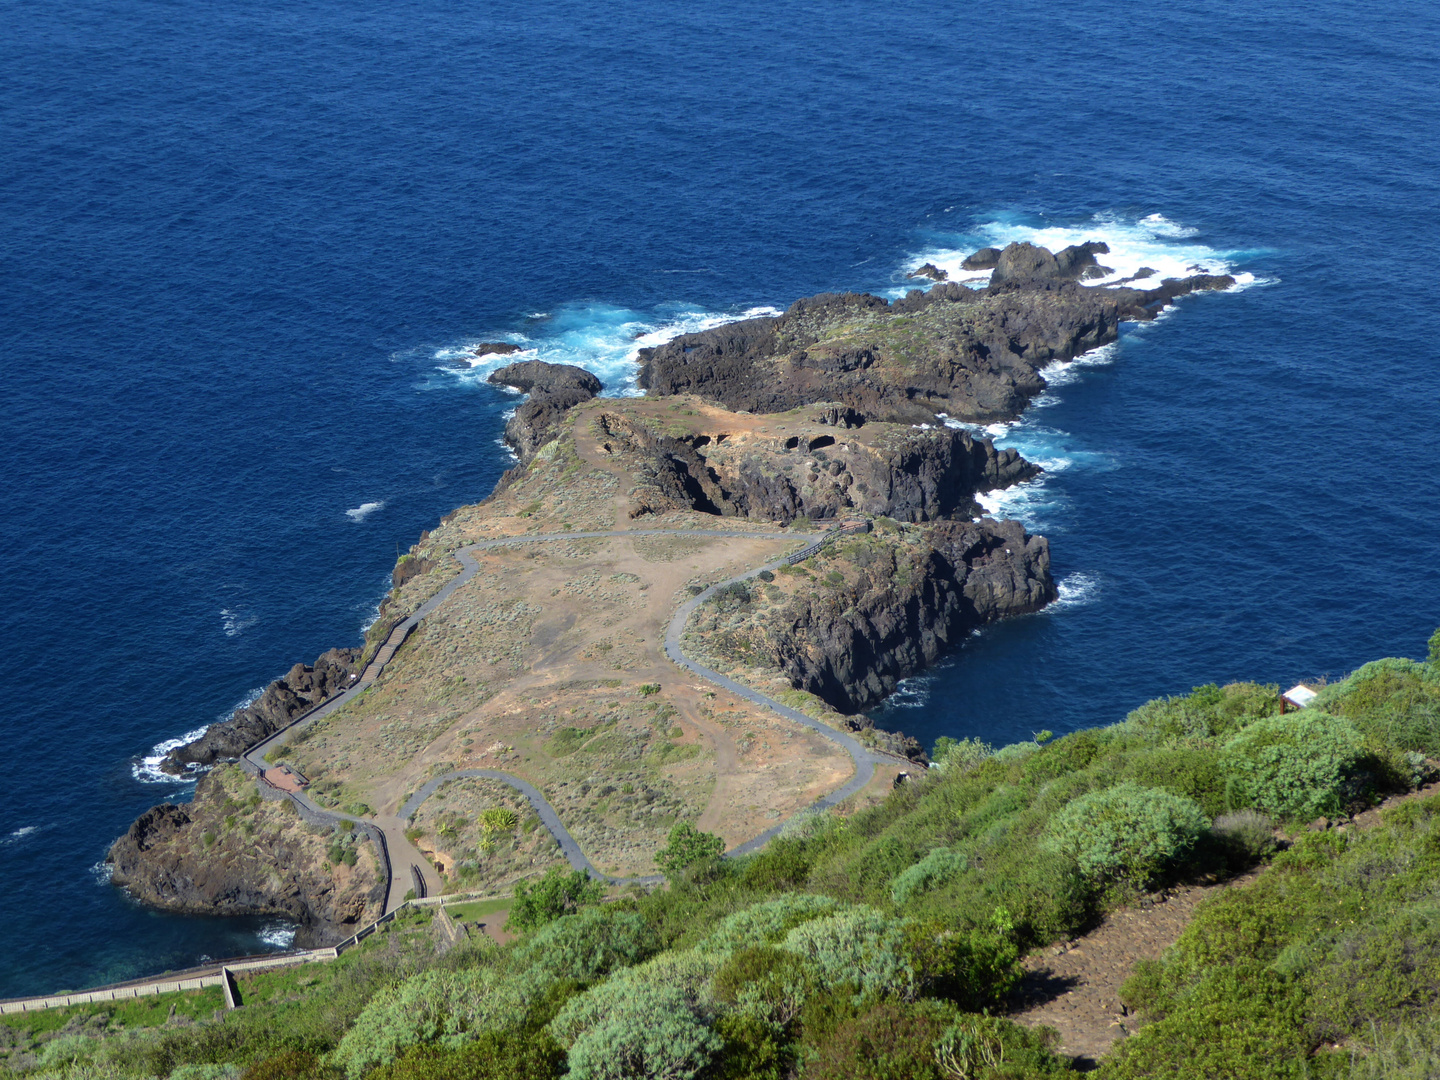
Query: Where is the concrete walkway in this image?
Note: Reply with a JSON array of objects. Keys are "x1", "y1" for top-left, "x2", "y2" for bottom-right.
[{"x1": 240, "y1": 525, "x2": 905, "y2": 904}]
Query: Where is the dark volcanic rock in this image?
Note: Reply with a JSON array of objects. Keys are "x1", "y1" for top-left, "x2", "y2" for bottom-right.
[
  {"x1": 473, "y1": 342, "x2": 523, "y2": 357},
  {"x1": 488, "y1": 360, "x2": 602, "y2": 395},
  {"x1": 597, "y1": 411, "x2": 1038, "y2": 525},
  {"x1": 506, "y1": 386, "x2": 597, "y2": 460},
  {"x1": 690, "y1": 517, "x2": 1055, "y2": 716},
  {"x1": 109, "y1": 768, "x2": 385, "y2": 946},
  {"x1": 161, "y1": 648, "x2": 361, "y2": 774},
  {"x1": 961, "y1": 247, "x2": 1002, "y2": 270},
  {"x1": 636, "y1": 247, "x2": 1231, "y2": 425},
  {"x1": 907, "y1": 262, "x2": 949, "y2": 282},
  {"x1": 490, "y1": 360, "x2": 602, "y2": 461}
]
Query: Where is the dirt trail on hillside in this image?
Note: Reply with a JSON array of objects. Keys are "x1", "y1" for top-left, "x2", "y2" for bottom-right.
[{"x1": 1012, "y1": 779, "x2": 1440, "y2": 1068}]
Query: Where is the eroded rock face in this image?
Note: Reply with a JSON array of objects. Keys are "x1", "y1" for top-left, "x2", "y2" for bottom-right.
[
  {"x1": 594, "y1": 410, "x2": 1038, "y2": 525},
  {"x1": 489, "y1": 360, "x2": 603, "y2": 460},
  {"x1": 161, "y1": 648, "x2": 361, "y2": 775},
  {"x1": 108, "y1": 768, "x2": 385, "y2": 947},
  {"x1": 689, "y1": 517, "x2": 1055, "y2": 716},
  {"x1": 636, "y1": 244, "x2": 1234, "y2": 423}
]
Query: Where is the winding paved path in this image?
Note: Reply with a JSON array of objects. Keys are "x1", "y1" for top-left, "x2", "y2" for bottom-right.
[{"x1": 242, "y1": 526, "x2": 904, "y2": 900}]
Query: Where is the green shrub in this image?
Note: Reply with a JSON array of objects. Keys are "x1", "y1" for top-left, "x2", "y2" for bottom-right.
[
  {"x1": 801, "y1": 1001, "x2": 950, "y2": 1080},
  {"x1": 890, "y1": 848, "x2": 967, "y2": 906},
  {"x1": 1123, "y1": 682, "x2": 1279, "y2": 741},
  {"x1": 367, "y1": 1032, "x2": 565, "y2": 1080},
  {"x1": 928, "y1": 737, "x2": 994, "y2": 775},
  {"x1": 713, "y1": 946, "x2": 815, "y2": 1027},
  {"x1": 740, "y1": 837, "x2": 814, "y2": 890},
  {"x1": 1102, "y1": 964, "x2": 1308, "y2": 1080},
  {"x1": 506, "y1": 868, "x2": 605, "y2": 933},
  {"x1": 1122, "y1": 747, "x2": 1229, "y2": 817},
  {"x1": 514, "y1": 906, "x2": 659, "y2": 983},
  {"x1": 780, "y1": 907, "x2": 915, "y2": 1003},
  {"x1": 548, "y1": 975, "x2": 721, "y2": 1080},
  {"x1": 239, "y1": 1052, "x2": 333, "y2": 1080},
  {"x1": 1313, "y1": 658, "x2": 1440, "y2": 757},
  {"x1": 331, "y1": 967, "x2": 536, "y2": 1078},
  {"x1": 697, "y1": 895, "x2": 844, "y2": 958},
  {"x1": 656, "y1": 822, "x2": 726, "y2": 878},
  {"x1": 1221, "y1": 711, "x2": 1364, "y2": 820},
  {"x1": 1430, "y1": 627, "x2": 1440, "y2": 667},
  {"x1": 1306, "y1": 899, "x2": 1440, "y2": 1040},
  {"x1": 1044, "y1": 782, "x2": 1209, "y2": 888},
  {"x1": 1208, "y1": 810, "x2": 1278, "y2": 870}
]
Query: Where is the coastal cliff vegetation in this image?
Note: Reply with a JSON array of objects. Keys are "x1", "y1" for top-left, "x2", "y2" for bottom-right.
[{"x1": 11, "y1": 632, "x2": 1440, "y2": 1079}]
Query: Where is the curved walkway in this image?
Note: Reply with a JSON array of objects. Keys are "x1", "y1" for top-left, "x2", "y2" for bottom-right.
[{"x1": 242, "y1": 525, "x2": 904, "y2": 900}]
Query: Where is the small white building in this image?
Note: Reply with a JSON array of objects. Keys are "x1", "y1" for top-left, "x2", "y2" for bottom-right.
[{"x1": 1281, "y1": 683, "x2": 1318, "y2": 712}]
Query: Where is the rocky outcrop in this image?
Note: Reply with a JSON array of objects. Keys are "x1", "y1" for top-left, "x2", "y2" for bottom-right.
[
  {"x1": 160, "y1": 648, "x2": 360, "y2": 775},
  {"x1": 109, "y1": 767, "x2": 385, "y2": 947},
  {"x1": 688, "y1": 517, "x2": 1055, "y2": 716},
  {"x1": 595, "y1": 410, "x2": 1037, "y2": 525},
  {"x1": 961, "y1": 247, "x2": 1001, "y2": 270},
  {"x1": 636, "y1": 243, "x2": 1235, "y2": 423},
  {"x1": 907, "y1": 262, "x2": 949, "y2": 282},
  {"x1": 488, "y1": 360, "x2": 602, "y2": 395},
  {"x1": 489, "y1": 360, "x2": 603, "y2": 460},
  {"x1": 473, "y1": 342, "x2": 523, "y2": 357}
]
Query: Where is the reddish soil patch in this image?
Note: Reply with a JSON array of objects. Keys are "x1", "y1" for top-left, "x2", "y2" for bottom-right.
[{"x1": 1009, "y1": 876, "x2": 1252, "y2": 1068}]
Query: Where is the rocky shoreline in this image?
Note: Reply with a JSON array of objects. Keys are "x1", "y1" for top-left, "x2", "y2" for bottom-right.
[{"x1": 111, "y1": 240, "x2": 1233, "y2": 928}]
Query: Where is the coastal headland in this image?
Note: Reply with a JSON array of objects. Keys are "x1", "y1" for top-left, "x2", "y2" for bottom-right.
[{"x1": 108, "y1": 242, "x2": 1236, "y2": 944}]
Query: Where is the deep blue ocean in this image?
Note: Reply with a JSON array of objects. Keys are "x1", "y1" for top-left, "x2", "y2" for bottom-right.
[{"x1": 3, "y1": 0, "x2": 1438, "y2": 995}]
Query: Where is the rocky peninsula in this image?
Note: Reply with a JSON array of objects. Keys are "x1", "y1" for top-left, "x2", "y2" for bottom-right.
[{"x1": 110, "y1": 242, "x2": 1233, "y2": 938}]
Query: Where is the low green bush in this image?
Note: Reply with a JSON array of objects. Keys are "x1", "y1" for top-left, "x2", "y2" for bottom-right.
[
  {"x1": 890, "y1": 848, "x2": 967, "y2": 906},
  {"x1": 1221, "y1": 711, "x2": 1365, "y2": 820},
  {"x1": 1044, "y1": 781, "x2": 1209, "y2": 888},
  {"x1": 656, "y1": 822, "x2": 726, "y2": 878},
  {"x1": 514, "y1": 906, "x2": 659, "y2": 983},
  {"x1": 506, "y1": 868, "x2": 605, "y2": 932}
]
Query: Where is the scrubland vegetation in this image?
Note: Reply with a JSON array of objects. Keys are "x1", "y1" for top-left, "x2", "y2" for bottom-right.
[{"x1": 6, "y1": 632, "x2": 1440, "y2": 1080}]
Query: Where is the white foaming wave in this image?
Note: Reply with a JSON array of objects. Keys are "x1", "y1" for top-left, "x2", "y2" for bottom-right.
[
  {"x1": 1051, "y1": 571, "x2": 1100, "y2": 610},
  {"x1": 133, "y1": 725, "x2": 211, "y2": 783},
  {"x1": 346, "y1": 501, "x2": 385, "y2": 522},
  {"x1": 1, "y1": 826, "x2": 39, "y2": 848},
  {"x1": 258, "y1": 923, "x2": 298, "y2": 949},
  {"x1": 896, "y1": 211, "x2": 1264, "y2": 297},
  {"x1": 438, "y1": 303, "x2": 783, "y2": 397},
  {"x1": 220, "y1": 607, "x2": 258, "y2": 638},
  {"x1": 881, "y1": 673, "x2": 936, "y2": 710}
]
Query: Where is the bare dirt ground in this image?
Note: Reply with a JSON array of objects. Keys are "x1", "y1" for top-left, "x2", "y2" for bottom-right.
[
  {"x1": 1011, "y1": 778, "x2": 1440, "y2": 1069},
  {"x1": 278, "y1": 402, "x2": 859, "y2": 889},
  {"x1": 1009, "y1": 875, "x2": 1255, "y2": 1069}
]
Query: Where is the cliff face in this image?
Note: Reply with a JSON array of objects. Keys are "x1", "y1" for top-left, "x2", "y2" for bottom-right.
[
  {"x1": 107, "y1": 766, "x2": 385, "y2": 947},
  {"x1": 686, "y1": 517, "x2": 1055, "y2": 718},
  {"x1": 637, "y1": 247, "x2": 1234, "y2": 423},
  {"x1": 594, "y1": 408, "x2": 1038, "y2": 525},
  {"x1": 162, "y1": 648, "x2": 361, "y2": 775}
]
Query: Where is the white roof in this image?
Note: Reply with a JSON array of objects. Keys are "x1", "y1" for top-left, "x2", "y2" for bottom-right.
[{"x1": 1283, "y1": 683, "x2": 1318, "y2": 708}]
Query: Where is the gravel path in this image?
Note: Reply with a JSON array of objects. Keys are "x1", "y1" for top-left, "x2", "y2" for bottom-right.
[{"x1": 242, "y1": 525, "x2": 903, "y2": 902}]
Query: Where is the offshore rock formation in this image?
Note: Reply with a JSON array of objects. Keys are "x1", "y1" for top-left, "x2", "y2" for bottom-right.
[
  {"x1": 489, "y1": 359, "x2": 603, "y2": 460},
  {"x1": 593, "y1": 409, "x2": 1037, "y2": 525},
  {"x1": 637, "y1": 242, "x2": 1234, "y2": 423},
  {"x1": 108, "y1": 767, "x2": 385, "y2": 947},
  {"x1": 688, "y1": 517, "x2": 1054, "y2": 718},
  {"x1": 161, "y1": 648, "x2": 360, "y2": 775}
]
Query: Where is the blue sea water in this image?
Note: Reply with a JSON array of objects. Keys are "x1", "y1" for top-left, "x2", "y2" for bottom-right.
[{"x1": 2, "y1": 0, "x2": 1438, "y2": 995}]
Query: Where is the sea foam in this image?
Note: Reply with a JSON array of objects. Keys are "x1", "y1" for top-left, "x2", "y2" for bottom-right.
[
  {"x1": 345, "y1": 501, "x2": 385, "y2": 522},
  {"x1": 896, "y1": 210, "x2": 1268, "y2": 296},
  {"x1": 437, "y1": 302, "x2": 782, "y2": 397},
  {"x1": 133, "y1": 724, "x2": 211, "y2": 783}
]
